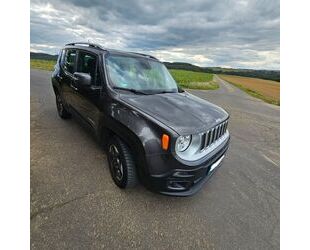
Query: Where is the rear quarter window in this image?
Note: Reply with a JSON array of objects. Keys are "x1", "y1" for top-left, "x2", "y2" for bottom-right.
[
  {"x1": 63, "y1": 49, "x2": 77, "y2": 74},
  {"x1": 59, "y1": 49, "x2": 65, "y2": 65}
]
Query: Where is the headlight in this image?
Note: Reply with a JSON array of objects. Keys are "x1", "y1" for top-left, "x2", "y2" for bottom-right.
[
  {"x1": 174, "y1": 130, "x2": 229, "y2": 162},
  {"x1": 176, "y1": 135, "x2": 191, "y2": 152},
  {"x1": 175, "y1": 134, "x2": 203, "y2": 161}
]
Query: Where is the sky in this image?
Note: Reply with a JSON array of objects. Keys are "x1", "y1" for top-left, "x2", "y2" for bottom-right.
[{"x1": 30, "y1": 0, "x2": 280, "y2": 70}]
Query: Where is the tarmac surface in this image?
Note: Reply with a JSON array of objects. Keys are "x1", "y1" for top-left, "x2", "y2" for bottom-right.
[{"x1": 31, "y1": 70, "x2": 280, "y2": 249}]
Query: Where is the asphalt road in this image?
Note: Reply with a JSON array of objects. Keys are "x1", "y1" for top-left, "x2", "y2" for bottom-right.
[{"x1": 31, "y1": 70, "x2": 280, "y2": 249}]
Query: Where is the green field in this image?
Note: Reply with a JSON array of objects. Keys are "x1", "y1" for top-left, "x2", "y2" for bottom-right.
[
  {"x1": 169, "y1": 69, "x2": 217, "y2": 90},
  {"x1": 30, "y1": 59, "x2": 217, "y2": 90},
  {"x1": 31, "y1": 59, "x2": 56, "y2": 71}
]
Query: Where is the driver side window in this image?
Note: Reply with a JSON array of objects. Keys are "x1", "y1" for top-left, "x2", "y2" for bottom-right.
[{"x1": 77, "y1": 51, "x2": 101, "y2": 86}]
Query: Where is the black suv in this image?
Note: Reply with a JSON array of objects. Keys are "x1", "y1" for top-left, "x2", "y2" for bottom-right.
[{"x1": 51, "y1": 42, "x2": 230, "y2": 196}]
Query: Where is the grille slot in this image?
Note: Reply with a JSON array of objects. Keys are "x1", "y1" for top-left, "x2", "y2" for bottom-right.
[
  {"x1": 200, "y1": 133, "x2": 206, "y2": 150},
  {"x1": 207, "y1": 131, "x2": 211, "y2": 145},
  {"x1": 220, "y1": 123, "x2": 224, "y2": 137},
  {"x1": 216, "y1": 126, "x2": 220, "y2": 140},
  {"x1": 201, "y1": 120, "x2": 228, "y2": 151},
  {"x1": 210, "y1": 128, "x2": 215, "y2": 145}
]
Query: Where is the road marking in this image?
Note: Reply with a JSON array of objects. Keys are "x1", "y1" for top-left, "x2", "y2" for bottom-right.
[{"x1": 261, "y1": 153, "x2": 279, "y2": 167}]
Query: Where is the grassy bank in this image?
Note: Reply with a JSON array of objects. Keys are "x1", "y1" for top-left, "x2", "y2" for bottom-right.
[
  {"x1": 218, "y1": 74, "x2": 280, "y2": 105},
  {"x1": 30, "y1": 59, "x2": 218, "y2": 90}
]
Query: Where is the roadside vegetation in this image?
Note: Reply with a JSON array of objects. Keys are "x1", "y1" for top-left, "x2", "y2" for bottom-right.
[
  {"x1": 169, "y1": 69, "x2": 218, "y2": 90},
  {"x1": 218, "y1": 74, "x2": 280, "y2": 105},
  {"x1": 30, "y1": 59, "x2": 218, "y2": 91},
  {"x1": 30, "y1": 59, "x2": 56, "y2": 71}
]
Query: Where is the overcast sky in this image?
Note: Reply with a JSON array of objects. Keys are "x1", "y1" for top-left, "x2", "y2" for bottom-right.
[{"x1": 30, "y1": 0, "x2": 280, "y2": 70}]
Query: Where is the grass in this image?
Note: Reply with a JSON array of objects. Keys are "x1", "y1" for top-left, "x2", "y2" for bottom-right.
[
  {"x1": 218, "y1": 74, "x2": 280, "y2": 106},
  {"x1": 231, "y1": 82, "x2": 280, "y2": 105},
  {"x1": 31, "y1": 59, "x2": 56, "y2": 71},
  {"x1": 169, "y1": 69, "x2": 218, "y2": 90}
]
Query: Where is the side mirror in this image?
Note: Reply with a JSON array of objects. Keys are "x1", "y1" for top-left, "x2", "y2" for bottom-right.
[
  {"x1": 73, "y1": 72, "x2": 91, "y2": 87},
  {"x1": 178, "y1": 86, "x2": 184, "y2": 93}
]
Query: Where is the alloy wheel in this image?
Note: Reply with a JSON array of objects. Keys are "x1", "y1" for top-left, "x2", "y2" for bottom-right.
[{"x1": 109, "y1": 144, "x2": 124, "y2": 181}]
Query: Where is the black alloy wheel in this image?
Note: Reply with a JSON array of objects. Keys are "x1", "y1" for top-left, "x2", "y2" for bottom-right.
[{"x1": 107, "y1": 136, "x2": 138, "y2": 188}]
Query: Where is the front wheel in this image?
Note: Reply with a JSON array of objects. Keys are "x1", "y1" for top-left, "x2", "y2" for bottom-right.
[
  {"x1": 107, "y1": 136, "x2": 138, "y2": 188},
  {"x1": 56, "y1": 92, "x2": 71, "y2": 119}
]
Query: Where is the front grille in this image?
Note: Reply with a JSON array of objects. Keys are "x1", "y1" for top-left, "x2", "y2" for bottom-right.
[{"x1": 201, "y1": 120, "x2": 228, "y2": 150}]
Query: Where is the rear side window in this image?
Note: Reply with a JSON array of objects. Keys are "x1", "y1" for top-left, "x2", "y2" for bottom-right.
[
  {"x1": 59, "y1": 49, "x2": 65, "y2": 65},
  {"x1": 63, "y1": 49, "x2": 76, "y2": 74},
  {"x1": 77, "y1": 51, "x2": 101, "y2": 85},
  {"x1": 57, "y1": 50, "x2": 62, "y2": 63}
]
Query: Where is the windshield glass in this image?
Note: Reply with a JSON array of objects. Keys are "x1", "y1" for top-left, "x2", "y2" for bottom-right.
[{"x1": 105, "y1": 54, "x2": 178, "y2": 93}]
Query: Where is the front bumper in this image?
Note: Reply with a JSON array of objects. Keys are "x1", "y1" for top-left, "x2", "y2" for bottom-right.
[{"x1": 144, "y1": 136, "x2": 230, "y2": 196}]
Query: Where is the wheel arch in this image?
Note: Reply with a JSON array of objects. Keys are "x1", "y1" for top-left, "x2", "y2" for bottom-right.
[{"x1": 100, "y1": 119, "x2": 149, "y2": 181}]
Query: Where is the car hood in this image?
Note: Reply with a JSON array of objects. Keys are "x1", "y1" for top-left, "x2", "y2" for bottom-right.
[{"x1": 120, "y1": 92, "x2": 229, "y2": 135}]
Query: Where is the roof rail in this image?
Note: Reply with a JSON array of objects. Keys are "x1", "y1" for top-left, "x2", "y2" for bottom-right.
[
  {"x1": 132, "y1": 52, "x2": 158, "y2": 60},
  {"x1": 65, "y1": 42, "x2": 105, "y2": 50}
]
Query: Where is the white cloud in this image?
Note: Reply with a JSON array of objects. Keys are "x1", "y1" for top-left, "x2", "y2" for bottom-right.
[{"x1": 30, "y1": 0, "x2": 280, "y2": 69}]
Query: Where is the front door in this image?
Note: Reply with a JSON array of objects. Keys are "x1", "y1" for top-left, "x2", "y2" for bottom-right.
[
  {"x1": 61, "y1": 49, "x2": 78, "y2": 110},
  {"x1": 72, "y1": 50, "x2": 102, "y2": 130}
]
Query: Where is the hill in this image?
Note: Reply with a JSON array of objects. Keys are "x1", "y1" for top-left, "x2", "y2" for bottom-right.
[
  {"x1": 164, "y1": 62, "x2": 280, "y2": 82},
  {"x1": 30, "y1": 52, "x2": 58, "y2": 61}
]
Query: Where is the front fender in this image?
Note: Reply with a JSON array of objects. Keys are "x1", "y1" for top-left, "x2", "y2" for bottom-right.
[{"x1": 99, "y1": 99, "x2": 176, "y2": 181}]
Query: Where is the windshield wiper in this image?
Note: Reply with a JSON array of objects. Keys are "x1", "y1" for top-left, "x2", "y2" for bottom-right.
[
  {"x1": 113, "y1": 86, "x2": 149, "y2": 95},
  {"x1": 154, "y1": 90, "x2": 177, "y2": 94}
]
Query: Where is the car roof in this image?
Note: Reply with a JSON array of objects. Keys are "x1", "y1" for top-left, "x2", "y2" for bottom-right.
[{"x1": 64, "y1": 42, "x2": 159, "y2": 61}]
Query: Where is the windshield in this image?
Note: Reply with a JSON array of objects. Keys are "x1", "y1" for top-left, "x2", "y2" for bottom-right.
[{"x1": 105, "y1": 54, "x2": 178, "y2": 94}]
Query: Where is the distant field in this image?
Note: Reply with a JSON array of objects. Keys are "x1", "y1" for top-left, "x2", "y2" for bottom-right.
[
  {"x1": 169, "y1": 69, "x2": 217, "y2": 90},
  {"x1": 218, "y1": 74, "x2": 280, "y2": 105},
  {"x1": 30, "y1": 59, "x2": 218, "y2": 90},
  {"x1": 31, "y1": 59, "x2": 56, "y2": 71}
]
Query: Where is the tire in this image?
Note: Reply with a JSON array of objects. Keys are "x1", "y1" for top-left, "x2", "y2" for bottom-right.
[
  {"x1": 55, "y1": 92, "x2": 71, "y2": 119},
  {"x1": 107, "y1": 136, "x2": 138, "y2": 188}
]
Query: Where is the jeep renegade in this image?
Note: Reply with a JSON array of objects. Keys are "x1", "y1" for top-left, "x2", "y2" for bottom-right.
[{"x1": 51, "y1": 42, "x2": 230, "y2": 196}]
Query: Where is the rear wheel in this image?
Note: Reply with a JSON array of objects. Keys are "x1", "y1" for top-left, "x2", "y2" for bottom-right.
[
  {"x1": 56, "y1": 92, "x2": 71, "y2": 119},
  {"x1": 107, "y1": 136, "x2": 138, "y2": 188}
]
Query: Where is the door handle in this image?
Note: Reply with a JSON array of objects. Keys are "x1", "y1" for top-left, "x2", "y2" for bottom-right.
[{"x1": 70, "y1": 84, "x2": 78, "y2": 91}]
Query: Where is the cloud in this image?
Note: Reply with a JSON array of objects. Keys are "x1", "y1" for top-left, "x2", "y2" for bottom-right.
[{"x1": 30, "y1": 0, "x2": 280, "y2": 69}]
